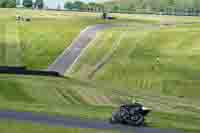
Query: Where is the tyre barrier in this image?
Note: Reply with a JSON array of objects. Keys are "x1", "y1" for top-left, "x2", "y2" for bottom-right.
[{"x1": 0, "y1": 66, "x2": 61, "y2": 77}]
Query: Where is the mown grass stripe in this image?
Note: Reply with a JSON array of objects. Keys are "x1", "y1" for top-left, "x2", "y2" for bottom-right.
[
  {"x1": 0, "y1": 80, "x2": 35, "y2": 102},
  {"x1": 55, "y1": 88, "x2": 76, "y2": 104},
  {"x1": 143, "y1": 80, "x2": 146, "y2": 89},
  {"x1": 66, "y1": 89, "x2": 88, "y2": 105},
  {"x1": 5, "y1": 22, "x2": 21, "y2": 66},
  {"x1": 54, "y1": 88, "x2": 70, "y2": 104}
]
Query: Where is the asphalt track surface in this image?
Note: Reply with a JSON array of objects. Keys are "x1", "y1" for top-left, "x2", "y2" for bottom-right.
[
  {"x1": 0, "y1": 110, "x2": 183, "y2": 133},
  {"x1": 48, "y1": 24, "x2": 113, "y2": 75}
]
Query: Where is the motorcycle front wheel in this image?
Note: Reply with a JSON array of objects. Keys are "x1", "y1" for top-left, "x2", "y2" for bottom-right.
[{"x1": 127, "y1": 113, "x2": 144, "y2": 126}]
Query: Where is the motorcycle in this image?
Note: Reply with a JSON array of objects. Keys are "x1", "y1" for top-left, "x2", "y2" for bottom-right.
[{"x1": 110, "y1": 102, "x2": 151, "y2": 126}]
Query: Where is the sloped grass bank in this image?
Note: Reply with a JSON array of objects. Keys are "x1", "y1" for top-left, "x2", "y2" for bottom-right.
[{"x1": 71, "y1": 23, "x2": 200, "y2": 88}]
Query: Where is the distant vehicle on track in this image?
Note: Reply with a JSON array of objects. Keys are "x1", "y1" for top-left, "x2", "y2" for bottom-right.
[
  {"x1": 102, "y1": 12, "x2": 116, "y2": 20},
  {"x1": 110, "y1": 102, "x2": 151, "y2": 126}
]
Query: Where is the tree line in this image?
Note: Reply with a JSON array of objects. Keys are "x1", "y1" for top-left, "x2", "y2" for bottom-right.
[
  {"x1": 2, "y1": 0, "x2": 200, "y2": 16},
  {"x1": 14, "y1": 0, "x2": 104, "y2": 11},
  {"x1": 17, "y1": 0, "x2": 44, "y2": 8},
  {"x1": 109, "y1": 0, "x2": 200, "y2": 15},
  {"x1": 64, "y1": 1, "x2": 104, "y2": 11},
  {"x1": 0, "y1": 0, "x2": 16, "y2": 8},
  {"x1": 0, "y1": 0, "x2": 43, "y2": 8}
]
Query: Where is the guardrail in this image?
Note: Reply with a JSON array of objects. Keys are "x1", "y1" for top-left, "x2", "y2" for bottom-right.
[{"x1": 0, "y1": 66, "x2": 61, "y2": 77}]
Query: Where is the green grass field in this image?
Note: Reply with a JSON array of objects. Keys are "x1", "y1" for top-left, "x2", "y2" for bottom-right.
[
  {"x1": 0, "y1": 74, "x2": 200, "y2": 133},
  {"x1": 0, "y1": 9, "x2": 122, "y2": 69},
  {"x1": 0, "y1": 9, "x2": 157, "y2": 69},
  {"x1": 1, "y1": 8, "x2": 200, "y2": 133},
  {"x1": 0, "y1": 8, "x2": 198, "y2": 69},
  {"x1": 0, "y1": 120, "x2": 119, "y2": 133},
  {"x1": 71, "y1": 23, "x2": 200, "y2": 97},
  {"x1": 67, "y1": 14, "x2": 200, "y2": 133}
]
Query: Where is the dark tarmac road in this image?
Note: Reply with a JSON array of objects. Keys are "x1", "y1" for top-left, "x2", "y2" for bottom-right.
[
  {"x1": 48, "y1": 24, "x2": 112, "y2": 75},
  {"x1": 0, "y1": 110, "x2": 183, "y2": 133}
]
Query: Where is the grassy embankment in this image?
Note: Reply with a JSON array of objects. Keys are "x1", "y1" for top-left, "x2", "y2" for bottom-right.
[{"x1": 71, "y1": 23, "x2": 200, "y2": 95}]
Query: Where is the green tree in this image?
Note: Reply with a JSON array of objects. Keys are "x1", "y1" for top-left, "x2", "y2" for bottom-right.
[
  {"x1": 6, "y1": 0, "x2": 16, "y2": 7},
  {"x1": 0, "y1": 0, "x2": 15, "y2": 8},
  {"x1": 193, "y1": 0, "x2": 200, "y2": 9},
  {"x1": 168, "y1": 0, "x2": 175, "y2": 7},
  {"x1": 0, "y1": 0, "x2": 7, "y2": 8},
  {"x1": 148, "y1": 0, "x2": 159, "y2": 11},
  {"x1": 23, "y1": 0, "x2": 33, "y2": 8},
  {"x1": 64, "y1": 2, "x2": 74, "y2": 9},
  {"x1": 113, "y1": 5, "x2": 120, "y2": 11},
  {"x1": 87, "y1": 2, "x2": 97, "y2": 11},
  {"x1": 88, "y1": 2, "x2": 97, "y2": 7},
  {"x1": 128, "y1": 4, "x2": 135, "y2": 11},
  {"x1": 175, "y1": 0, "x2": 185, "y2": 10},
  {"x1": 35, "y1": 0, "x2": 43, "y2": 9},
  {"x1": 73, "y1": 1, "x2": 84, "y2": 9}
]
